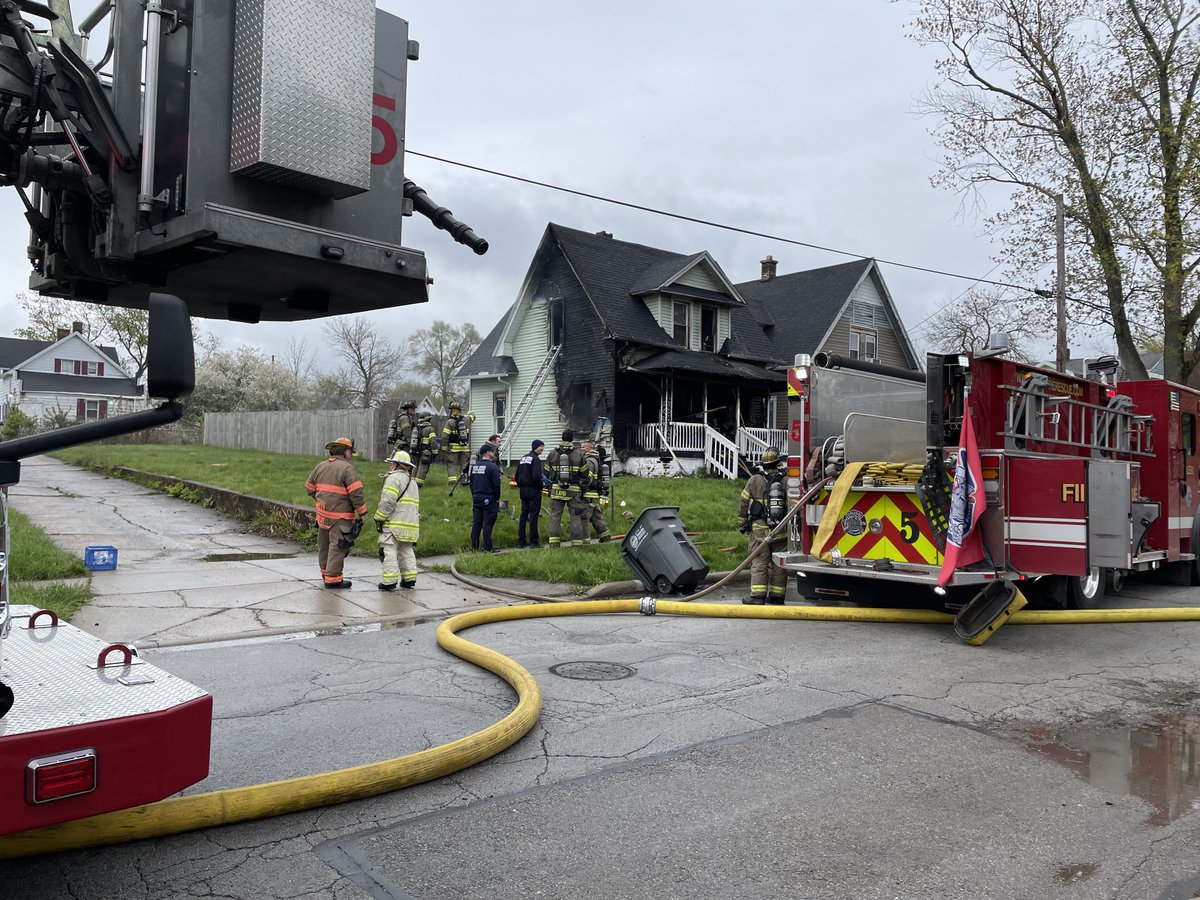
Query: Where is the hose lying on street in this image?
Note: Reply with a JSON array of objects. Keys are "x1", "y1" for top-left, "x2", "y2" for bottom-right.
[{"x1": 10, "y1": 595, "x2": 1200, "y2": 859}]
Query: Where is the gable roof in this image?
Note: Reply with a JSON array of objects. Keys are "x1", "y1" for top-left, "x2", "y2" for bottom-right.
[
  {"x1": 735, "y1": 259, "x2": 875, "y2": 361},
  {"x1": 550, "y1": 223, "x2": 692, "y2": 347},
  {"x1": 0, "y1": 332, "x2": 124, "y2": 372}
]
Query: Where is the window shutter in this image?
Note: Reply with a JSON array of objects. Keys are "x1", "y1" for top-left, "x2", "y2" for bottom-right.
[
  {"x1": 74, "y1": 360, "x2": 82, "y2": 375},
  {"x1": 54, "y1": 358, "x2": 61, "y2": 373},
  {"x1": 99, "y1": 400, "x2": 108, "y2": 419},
  {"x1": 97, "y1": 361, "x2": 105, "y2": 376},
  {"x1": 76, "y1": 399, "x2": 85, "y2": 419}
]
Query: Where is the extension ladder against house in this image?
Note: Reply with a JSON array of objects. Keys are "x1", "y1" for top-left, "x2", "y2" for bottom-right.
[{"x1": 505, "y1": 344, "x2": 561, "y2": 446}]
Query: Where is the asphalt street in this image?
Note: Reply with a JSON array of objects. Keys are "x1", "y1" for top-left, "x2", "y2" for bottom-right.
[{"x1": 7, "y1": 458, "x2": 1200, "y2": 899}]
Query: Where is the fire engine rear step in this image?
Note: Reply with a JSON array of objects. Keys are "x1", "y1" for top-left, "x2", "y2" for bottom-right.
[{"x1": 954, "y1": 582, "x2": 1029, "y2": 646}]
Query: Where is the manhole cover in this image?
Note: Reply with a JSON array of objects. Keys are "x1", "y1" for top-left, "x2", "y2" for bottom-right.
[{"x1": 549, "y1": 661, "x2": 637, "y2": 681}]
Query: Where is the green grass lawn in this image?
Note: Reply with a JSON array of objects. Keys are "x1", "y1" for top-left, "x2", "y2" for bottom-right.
[
  {"x1": 6, "y1": 505, "x2": 91, "y2": 619},
  {"x1": 53, "y1": 444, "x2": 750, "y2": 587}
]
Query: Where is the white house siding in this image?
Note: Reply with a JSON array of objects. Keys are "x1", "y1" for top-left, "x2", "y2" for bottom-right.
[
  {"x1": 677, "y1": 261, "x2": 721, "y2": 291},
  {"x1": 469, "y1": 376, "x2": 508, "y2": 447},
  {"x1": 503, "y1": 299, "x2": 562, "y2": 461},
  {"x1": 719, "y1": 308, "x2": 731, "y2": 346}
]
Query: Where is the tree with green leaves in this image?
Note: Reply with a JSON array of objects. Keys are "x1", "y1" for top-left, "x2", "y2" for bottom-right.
[
  {"x1": 405, "y1": 320, "x2": 481, "y2": 408},
  {"x1": 910, "y1": 0, "x2": 1200, "y2": 381}
]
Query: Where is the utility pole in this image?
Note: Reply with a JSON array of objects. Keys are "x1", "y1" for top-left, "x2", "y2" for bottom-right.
[{"x1": 1055, "y1": 194, "x2": 1067, "y2": 373}]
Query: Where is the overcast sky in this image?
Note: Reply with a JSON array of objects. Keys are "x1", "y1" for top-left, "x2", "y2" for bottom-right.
[{"x1": 0, "y1": 1, "x2": 1067, "y2": 370}]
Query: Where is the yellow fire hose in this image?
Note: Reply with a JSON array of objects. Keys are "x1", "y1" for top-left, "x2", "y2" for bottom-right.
[{"x1": 8, "y1": 598, "x2": 1200, "y2": 859}]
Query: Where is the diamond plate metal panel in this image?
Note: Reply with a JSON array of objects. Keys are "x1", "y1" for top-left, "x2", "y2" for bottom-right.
[
  {"x1": 0, "y1": 607, "x2": 209, "y2": 737},
  {"x1": 230, "y1": 0, "x2": 375, "y2": 199}
]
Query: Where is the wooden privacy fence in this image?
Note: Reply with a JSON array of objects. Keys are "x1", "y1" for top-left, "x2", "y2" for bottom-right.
[{"x1": 203, "y1": 409, "x2": 389, "y2": 460}]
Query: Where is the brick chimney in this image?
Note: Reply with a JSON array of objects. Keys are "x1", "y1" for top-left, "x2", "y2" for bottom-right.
[
  {"x1": 760, "y1": 255, "x2": 778, "y2": 281},
  {"x1": 72, "y1": 321, "x2": 83, "y2": 333},
  {"x1": 595, "y1": 230, "x2": 613, "y2": 239},
  {"x1": 56, "y1": 327, "x2": 69, "y2": 339}
]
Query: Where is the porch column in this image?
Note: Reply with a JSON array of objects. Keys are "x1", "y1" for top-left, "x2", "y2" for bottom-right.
[{"x1": 659, "y1": 376, "x2": 673, "y2": 448}]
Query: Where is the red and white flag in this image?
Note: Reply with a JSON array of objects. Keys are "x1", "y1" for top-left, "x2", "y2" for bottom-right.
[{"x1": 937, "y1": 406, "x2": 986, "y2": 587}]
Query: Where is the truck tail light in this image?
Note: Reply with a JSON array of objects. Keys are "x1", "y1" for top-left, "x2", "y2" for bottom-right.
[
  {"x1": 27, "y1": 749, "x2": 97, "y2": 803},
  {"x1": 787, "y1": 455, "x2": 803, "y2": 498}
]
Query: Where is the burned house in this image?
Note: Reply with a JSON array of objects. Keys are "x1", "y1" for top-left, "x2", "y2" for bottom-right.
[{"x1": 458, "y1": 223, "x2": 920, "y2": 476}]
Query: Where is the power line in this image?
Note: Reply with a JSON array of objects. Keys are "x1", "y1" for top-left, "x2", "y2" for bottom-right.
[
  {"x1": 407, "y1": 149, "x2": 1161, "y2": 337},
  {"x1": 406, "y1": 149, "x2": 1031, "y2": 291}
]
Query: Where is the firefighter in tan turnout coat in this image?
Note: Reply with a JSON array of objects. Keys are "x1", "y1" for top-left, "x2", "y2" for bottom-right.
[
  {"x1": 374, "y1": 449, "x2": 420, "y2": 591},
  {"x1": 306, "y1": 437, "x2": 368, "y2": 589},
  {"x1": 737, "y1": 447, "x2": 790, "y2": 604}
]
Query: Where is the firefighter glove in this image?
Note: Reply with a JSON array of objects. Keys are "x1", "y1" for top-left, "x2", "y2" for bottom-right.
[{"x1": 375, "y1": 519, "x2": 384, "y2": 533}]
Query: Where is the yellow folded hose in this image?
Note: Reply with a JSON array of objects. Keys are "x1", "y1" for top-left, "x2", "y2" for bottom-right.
[{"x1": 8, "y1": 597, "x2": 1200, "y2": 859}]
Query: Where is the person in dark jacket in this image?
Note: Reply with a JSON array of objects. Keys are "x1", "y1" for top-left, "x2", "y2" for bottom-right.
[
  {"x1": 515, "y1": 439, "x2": 545, "y2": 548},
  {"x1": 469, "y1": 443, "x2": 502, "y2": 551}
]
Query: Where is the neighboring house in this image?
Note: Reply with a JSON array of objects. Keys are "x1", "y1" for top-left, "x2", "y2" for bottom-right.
[
  {"x1": 0, "y1": 324, "x2": 143, "y2": 427},
  {"x1": 458, "y1": 223, "x2": 921, "y2": 477}
]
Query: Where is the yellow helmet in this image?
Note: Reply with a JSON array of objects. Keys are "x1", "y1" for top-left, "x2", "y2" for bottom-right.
[
  {"x1": 761, "y1": 447, "x2": 782, "y2": 467},
  {"x1": 389, "y1": 450, "x2": 414, "y2": 468},
  {"x1": 467, "y1": 410, "x2": 476, "y2": 422},
  {"x1": 326, "y1": 437, "x2": 359, "y2": 456}
]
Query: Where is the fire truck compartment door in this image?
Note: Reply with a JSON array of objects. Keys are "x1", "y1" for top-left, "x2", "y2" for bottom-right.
[
  {"x1": 844, "y1": 414, "x2": 925, "y2": 465},
  {"x1": 1088, "y1": 460, "x2": 1135, "y2": 568},
  {"x1": 1006, "y1": 456, "x2": 1088, "y2": 577}
]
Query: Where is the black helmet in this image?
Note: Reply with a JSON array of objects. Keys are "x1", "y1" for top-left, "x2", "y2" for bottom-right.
[{"x1": 403, "y1": 399, "x2": 417, "y2": 409}]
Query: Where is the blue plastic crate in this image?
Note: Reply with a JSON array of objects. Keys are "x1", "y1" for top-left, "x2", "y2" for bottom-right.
[{"x1": 84, "y1": 545, "x2": 118, "y2": 571}]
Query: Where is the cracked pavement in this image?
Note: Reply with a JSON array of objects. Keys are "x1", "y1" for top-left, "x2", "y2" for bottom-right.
[{"x1": 8, "y1": 456, "x2": 1200, "y2": 897}]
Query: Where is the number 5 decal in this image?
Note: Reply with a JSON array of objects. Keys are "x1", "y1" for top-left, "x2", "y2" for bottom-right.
[
  {"x1": 372, "y1": 93, "x2": 398, "y2": 166},
  {"x1": 899, "y1": 510, "x2": 918, "y2": 544},
  {"x1": 789, "y1": 419, "x2": 803, "y2": 443}
]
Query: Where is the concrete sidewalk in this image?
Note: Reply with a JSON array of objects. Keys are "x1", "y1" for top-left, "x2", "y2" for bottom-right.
[{"x1": 9, "y1": 456, "x2": 583, "y2": 646}]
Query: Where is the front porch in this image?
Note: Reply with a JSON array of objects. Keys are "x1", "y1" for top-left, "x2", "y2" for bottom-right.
[{"x1": 623, "y1": 423, "x2": 788, "y2": 479}]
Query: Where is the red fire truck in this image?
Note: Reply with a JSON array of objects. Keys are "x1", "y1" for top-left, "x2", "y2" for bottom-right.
[{"x1": 777, "y1": 351, "x2": 1198, "y2": 612}]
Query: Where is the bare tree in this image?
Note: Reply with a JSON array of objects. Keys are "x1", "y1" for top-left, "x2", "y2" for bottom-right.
[
  {"x1": 910, "y1": 0, "x2": 1200, "y2": 381},
  {"x1": 280, "y1": 336, "x2": 317, "y2": 380},
  {"x1": 323, "y1": 317, "x2": 405, "y2": 408},
  {"x1": 922, "y1": 288, "x2": 1045, "y2": 362},
  {"x1": 405, "y1": 320, "x2": 481, "y2": 408}
]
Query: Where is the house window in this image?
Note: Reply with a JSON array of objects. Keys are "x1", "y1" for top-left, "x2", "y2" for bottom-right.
[
  {"x1": 493, "y1": 391, "x2": 507, "y2": 433},
  {"x1": 80, "y1": 399, "x2": 106, "y2": 420},
  {"x1": 548, "y1": 300, "x2": 564, "y2": 347},
  {"x1": 673, "y1": 301, "x2": 689, "y2": 346},
  {"x1": 56, "y1": 358, "x2": 102, "y2": 375},
  {"x1": 700, "y1": 307, "x2": 717, "y2": 352},
  {"x1": 850, "y1": 330, "x2": 877, "y2": 362}
]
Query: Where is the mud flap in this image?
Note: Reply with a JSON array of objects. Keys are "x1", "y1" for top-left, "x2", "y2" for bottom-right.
[{"x1": 953, "y1": 581, "x2": 1028, "y2": 646}]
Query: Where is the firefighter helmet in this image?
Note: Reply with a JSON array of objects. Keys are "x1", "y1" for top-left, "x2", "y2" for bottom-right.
[
  {"x1": 326, "y1": 437, "x2": 359, "y2": 456},
  {"x1": 449, "y1": 400, "x2": 462, "y2": 413},
  {"x1": 467, "y1": 410, "x2": 476, "y2": 422},
  {"x1": 389, "y1": 450, "x2": 414, "y2": 469},
  {"x1": 761, "y1": 447, "x2": 782, "y2": 468},
  {"x1": 402, "y1": 399, "x2": 417, "y2": 410}
]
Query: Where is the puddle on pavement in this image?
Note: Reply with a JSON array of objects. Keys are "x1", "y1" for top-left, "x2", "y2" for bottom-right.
[
  {"x1": 198, "y1": 552, "x2": 296, "y2": 562},
  {"x1": 1023, "y1": 713, "x2": 1200, "y2": 826}
]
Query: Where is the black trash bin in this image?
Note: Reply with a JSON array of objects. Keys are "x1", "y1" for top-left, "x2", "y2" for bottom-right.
[{"x1": 620, "y1": 506, "x2": 710, "y2": 595}]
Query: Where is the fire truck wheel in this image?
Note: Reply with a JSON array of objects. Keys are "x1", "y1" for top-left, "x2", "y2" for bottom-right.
[{"x1": 1066, "y1": 567, "x2": 1107, "y2": 609}]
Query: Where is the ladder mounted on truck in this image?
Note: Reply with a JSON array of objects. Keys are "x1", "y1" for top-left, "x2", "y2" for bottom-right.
[{"x1": 1002, "y1": 375, "x2": 1153, "y2": 456}]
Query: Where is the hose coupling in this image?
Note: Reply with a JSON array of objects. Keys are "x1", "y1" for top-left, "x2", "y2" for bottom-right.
[{"x1": 638, "y1": 596, "x2": 657, "y2": 616}]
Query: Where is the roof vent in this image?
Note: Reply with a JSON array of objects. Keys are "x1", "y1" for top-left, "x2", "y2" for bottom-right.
[{"x1": 596, "y1": 231, "x2": 613, "y2": 239}]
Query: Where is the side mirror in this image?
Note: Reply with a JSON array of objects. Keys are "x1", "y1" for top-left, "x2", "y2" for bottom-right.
[{"x1": 146, "y1": 293, "x2": 195, "y2": 401}]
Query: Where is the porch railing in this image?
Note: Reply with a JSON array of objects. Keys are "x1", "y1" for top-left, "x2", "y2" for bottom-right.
[{"x1": 633, "y1": 422, "x2": 788, "y2": 478}]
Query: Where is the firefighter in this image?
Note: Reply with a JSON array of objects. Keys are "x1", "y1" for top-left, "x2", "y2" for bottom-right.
[
  {"x1": 544, "y1": 430, "x2": 579, "y2": 547},
  {"x1": 515, "y1": 439, "x2": 545, "y2": 548},
  {"x1": 576, "y1": 437, "x2": 612, "y2": 544},
  {"x1": 387, "y1": 400, "x2": 419, "y2": 451},
  {"x1": 305, "y1": 437, "x2": 367, "y2": 589},
  {"x1": 374, "y1": 449, "x2": 420, "y2": 591},
  {"x1": 443, "y1": 401, "x2": 474, "y2": 486},
  {"x1": 737, "y1": 447, "x2": 790, "y2": 604},
  {"x1": 412, "y1": 413, "x2": 439, "y2": 486}
]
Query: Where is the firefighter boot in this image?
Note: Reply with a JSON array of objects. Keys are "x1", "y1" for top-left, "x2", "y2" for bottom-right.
[
  {"x1": 378, "y1": 582, "x2": 397, "y2": 592},
  {"x1": 743, "y1": 595, "x2": 766, "y2": 605},
  {"x1": 326, "y1": 580, "x2": 353, "y2": 590}
]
